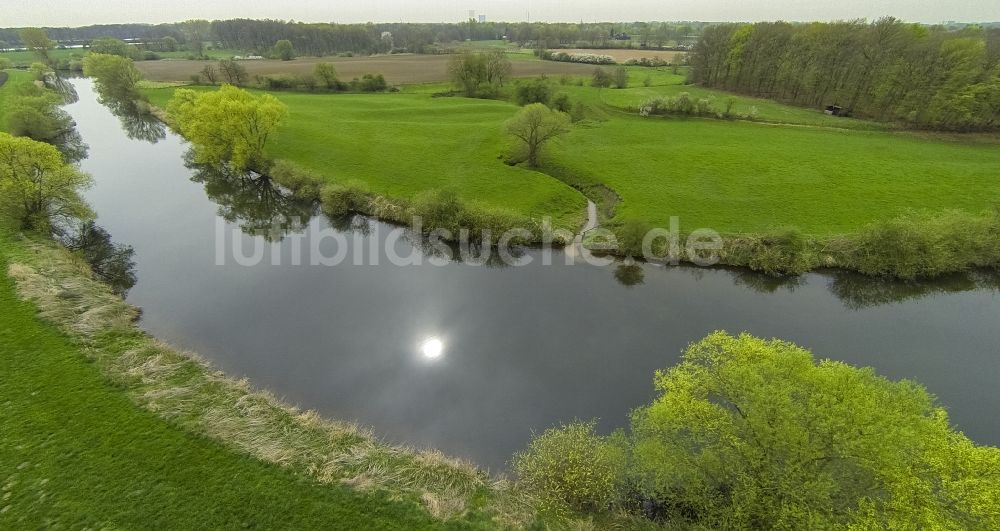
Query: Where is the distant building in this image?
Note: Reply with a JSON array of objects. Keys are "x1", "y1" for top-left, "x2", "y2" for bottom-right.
[{"x1": 478, "y1": 15, "x2": 486, "y2": 23}]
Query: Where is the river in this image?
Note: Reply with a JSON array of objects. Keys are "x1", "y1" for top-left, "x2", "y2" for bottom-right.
[{"x1": 65, "y1": 78, "x2": 1000, "y2": 471}]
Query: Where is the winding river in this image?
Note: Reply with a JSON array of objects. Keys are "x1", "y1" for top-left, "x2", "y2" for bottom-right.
[{"x1": 66, "y1": 79, "x2": 1000, "y2": 471}]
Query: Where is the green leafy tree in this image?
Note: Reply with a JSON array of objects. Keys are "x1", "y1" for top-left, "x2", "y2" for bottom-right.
[
  {"x1": 19, "y1": 28, "x2": 54, "y2": 63},
  {"x1": 591, "y1": 67, "x2": 612, "y2": 88},
  {"x1": 0, "y1": 133, "x2": 93, "y2": 231},
  {"x1": 505, "y1": 103, "x2": 570, "y2": 167},
  {"x1": 448, "y1": 51, "x2": 511, "y2": 97},
  {"x1": 274, "y1": 39, "x2": 296, "y2": 61},
  {"x1": 628, "y1": 332, "x2": 1000, "y2": 528},
  {"x1": 160, "y1": 36, "x2": 178, "y2": 52},
  {"x1": 82, "y1": 53, "x2": 143, "y2": 101},
  {"x1": 167, "y1": 85, "x2": 288, "y2": 171},
  {"x1": 314, "y1": 63, "x2": 338, "y2": 89},
  {"x1": 89, "y1": 37, "x2": 139, "y2": 59}
]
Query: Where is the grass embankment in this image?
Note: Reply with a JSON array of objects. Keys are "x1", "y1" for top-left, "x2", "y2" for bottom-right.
[
  {"x1": 0, "y1": 231, "x2": 540, "y2": 528},
  {"x1": 0, "y1": 234, "x2": 463, "y2": 529},
  {"x1": 0, "y1": 69, "x2": 34, "y2": 125}
]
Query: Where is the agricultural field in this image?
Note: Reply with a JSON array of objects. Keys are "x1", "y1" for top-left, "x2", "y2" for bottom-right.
[{"x1": 136, "y1": 54, "x2": 601, "y2": 84}]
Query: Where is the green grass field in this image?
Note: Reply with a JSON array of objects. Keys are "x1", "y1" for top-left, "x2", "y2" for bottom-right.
[
  {"x1": 145, "y1": 87, "x2": 589, "y2": 230},
  {"x1": 0, "y1": 233, "x2": 457, "y2": 529},
  {"x1": 146, "y1": 72, "x2": 1000, "y2": 236},
  {"x1": 0, "y1": 69, "x2": 34, "y2": 126}
]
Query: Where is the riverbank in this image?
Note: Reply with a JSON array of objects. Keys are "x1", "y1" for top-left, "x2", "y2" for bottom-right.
[
  {"x1": 140, "y1": 69, "x2": 1000, "y2": 279},
  {"x1": 0, "y1": 233, "x2": 468, "y2": 529},
  {"x1": 0, "y1": 230, "x2": 542, "y2": 528}
]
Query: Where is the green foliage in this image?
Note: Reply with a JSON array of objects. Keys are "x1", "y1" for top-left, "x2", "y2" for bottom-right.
[
  {"x1": 0, "y1": 133, "x2": 93, "y2": 231},
  {"x1": 269, "y1": 159, "x2": 324, "y2": 201},
  {"x1": 550, "y1": 92, "x2": 572, "y2": 113},
  {"x1": 447, "y1": 50, "x2": 511, "y2": 97},
  {"x1": 611, "y1": 66, "x2": 629, "y2": 89},
  {"x1": 835, "y1": 209, "x2": 1000, "y2": 279},
  {"x1": 83, "y1": 53, "x2": 143, "y2": 101},
  {"x1": 625, "y1": 332, "x2": 1000, "y2": 528},
  {"x1": 167, "y1": 85, "x2": 288, "y2": 172},
  {"x1": 314, "y1": 62, "x2": 339, "y2": 89},
  {"x1": 505, "y1": 103, "x2": 571, "y2": 167},
  {"x1": 274, "y1": 39, "x2": 296, "y2": 61},
  {"x1": 591, "y1": 67, "x2": 612, "y2": 88},
  {"x1": 613, "y1": 219, "x2": 654, "y2": 257},
  {"x1": 29, "y1": 62, "x2": 49, "y2": 81},
  {"x1": 19, "y1": 28, "x2": 53, "y2": 63},
  {"x1": 0, "y1": 57, "x2": 11, "y2": 70},
  {"x1": 513, "y1": 77, "x2": 553, "y2": 106},
  {"x1": 690, "y1": 20, "x2": 1000, "y2": 131},
  {"x1": 513, "y1": 421, "x2": 628, "y2": 514},
  {"x1": 319, "y1": 181, "x2": 371, "y2": 217},
  {"x1": 724, "y1": 228, "x2": 816, "y2": 276},
  {"x1": 351, "y1": 73, "x2": 388, "y2": 92},
  {"x1": 88, "y1": 37, "x2": 140, "y2": 59}
]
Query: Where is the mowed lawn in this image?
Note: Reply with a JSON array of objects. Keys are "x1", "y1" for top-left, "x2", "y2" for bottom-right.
[
  {"x1": 146, "y1": 75, "x2": 1000, "y2": 236},
  {"x1": 144, "y1": 87, "x2": 588, "y2": 230}
]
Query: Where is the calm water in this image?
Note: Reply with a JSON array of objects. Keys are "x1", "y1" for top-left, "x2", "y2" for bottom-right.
[{"x1": 66, "y1": 79, "x2": 1000, "y2": 471}]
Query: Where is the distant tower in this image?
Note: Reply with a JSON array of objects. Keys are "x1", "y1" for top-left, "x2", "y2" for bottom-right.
[{"x1": 478, "y1": 14, "x2": 486, "y2": 23}]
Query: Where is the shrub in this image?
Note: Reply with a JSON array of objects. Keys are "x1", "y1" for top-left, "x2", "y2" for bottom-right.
[
  {"x1": 142, "y1": 50, "x2": 160, "y2": 61},
  {"x1": 836, "y1": 209, "x2": 1000, "y2": 279},
  {"x1": 513, "y1": 421, "x2": 628, "y2": 514},
  {"x1": 728, "y1": 228, "x2": 816, "y2": 275},
  {"x1": 319, "y1": 181, "x2": 370, "y2": 217},
  {"x1": 639, "y1": 92, "x2": 718, "y2": 118},
  {"x1": 513, "y1": 77, "x2": 552, "y2": 106},
  {"x1": 547, "y1": 52, "x2": 615, "y2": 65},
  {"x1": 624, "y1": 57, "x2": 670, "y2": 67},
  {"x1": 351, "y1": 73, "x2": 387, "y2": 92},
  {"x1": 550, "y1": 92, "x2": 572, "y2": 113},
  {"x1": 269, "y1": 160, "x2": 324, "y2": 201},
  {"x1": 614, "y1": 219, "x2": 654, "y2": 257},
  {"x1": 591, "y1": 68, "x2": 612, "y2": 88},
  {"x1": 611, "y1": 66, "x2": 629, "y2": 89},
  {"x1": 258, "y1": 74, "x2": 298, "y2": 90}
]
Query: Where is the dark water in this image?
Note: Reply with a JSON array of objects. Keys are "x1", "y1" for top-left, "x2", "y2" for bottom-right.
[{"x1": 66, "y1": 79, "x2": 1000, "y2": 471}]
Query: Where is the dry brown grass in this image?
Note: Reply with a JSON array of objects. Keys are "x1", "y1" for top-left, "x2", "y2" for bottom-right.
[
  {"x1": 137, "y1": 54, "x2": 601, "y2": 84},
  {"x1": 7, "y1": 237, "x2": 542, "y2": 527}
]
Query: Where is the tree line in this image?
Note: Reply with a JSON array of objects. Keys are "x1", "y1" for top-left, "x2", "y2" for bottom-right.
[{"x1": 689, "y1": 18, "x2": 1000, "y2": 130}]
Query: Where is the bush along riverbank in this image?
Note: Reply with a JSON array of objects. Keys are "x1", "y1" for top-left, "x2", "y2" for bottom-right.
[
  {"x1": 2, "y1": 232, "x2": 547, "y2": 528},
  {"x1": 602, "y1": 207, "x2": 1000, "y2": 280}
]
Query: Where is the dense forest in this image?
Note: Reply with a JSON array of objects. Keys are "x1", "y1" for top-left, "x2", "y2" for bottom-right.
[
  {"x1": 0, "y1": 19, "x2": 701, "y2": 55},
  {"x1": 689, "y1": 18, "x2": 1000, "y2": 130}
]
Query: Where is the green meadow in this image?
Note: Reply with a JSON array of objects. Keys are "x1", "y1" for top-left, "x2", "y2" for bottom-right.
[{"x1": 145, "y1": 68, "x2": 1000, "y2": 236}]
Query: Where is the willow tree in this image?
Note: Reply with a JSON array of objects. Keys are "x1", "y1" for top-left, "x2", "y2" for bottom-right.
[
  {"x1": 0, "y1": 133, "x2": 93, "y2": 231},
  {"x1": 167, "y1": 85, "x2": 288, "y2": 172}
]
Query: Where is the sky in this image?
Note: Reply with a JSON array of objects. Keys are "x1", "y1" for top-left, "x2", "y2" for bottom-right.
[{"x1": 3, "y1": 0, "x2": 999, "y2": 28}]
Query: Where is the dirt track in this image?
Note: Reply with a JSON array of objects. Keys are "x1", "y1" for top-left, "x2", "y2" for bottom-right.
[{"x1": 136, "y1": 54, "x2": 604, "y2": 84}]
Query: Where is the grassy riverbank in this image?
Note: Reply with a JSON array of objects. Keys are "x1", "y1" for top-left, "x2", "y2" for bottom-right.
[{"x1": 0, "y1": 232, "x2": 489, "y2": 529}]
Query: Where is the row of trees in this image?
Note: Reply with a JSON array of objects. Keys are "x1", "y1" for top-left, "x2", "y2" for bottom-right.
[
  {"x1": 514, "y1": 332, "x2": 1000, "y2": 527},
  {"x1": 1, "y1": 20, "x2": 705, "y2": 59},
  {"x1": 689, "y1": 18, "x2": 1000, "y2": 130}
]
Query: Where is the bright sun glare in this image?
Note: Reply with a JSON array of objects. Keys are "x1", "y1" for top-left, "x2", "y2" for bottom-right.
[{"x1": 420, "y1": 337, "x2": 444, "y2": 359}]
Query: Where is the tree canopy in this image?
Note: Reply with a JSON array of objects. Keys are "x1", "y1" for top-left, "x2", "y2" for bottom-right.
[
  {"x1": 0, "y1": 133, "x2": 93, "y2": 231},
  {"x1": 516, "y1": 332, "x2": 1000, "y2": 528},
  {"x1": 82, "y1": 53, "x2": 143, "y2": 101},
  {"x1": 690, "y1": 19, "x2": 1000, "y2": 130},
  {"x1": 18, "y1": 28, "x2": 54, "y2": 63},
  {"x1": 505, "y1": 103, "x2": 570, "y2": 167},
  {"x1": 273, "y1": 39, "x2": 296, "y2": 61},
  {"x1": 167, "y1": 85, "x2": 288, "y2": 172}
]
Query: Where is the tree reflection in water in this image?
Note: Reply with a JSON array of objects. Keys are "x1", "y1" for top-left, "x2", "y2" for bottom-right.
[
  {"x1": 61, "y1": 221, "x2": 138, "y2": 297},
  {"x1": 827, "y1": 270, "x2": 1000, "y2": 310},
  {"x1": 188, "y1": 159, "x2": 315, "y2": 242},
  {"x1": 102, "y1": 98, "x2": 167, "y2": 143},
  {"x1": 613, "y1": 263, "x2": 645, "y2": 287}
]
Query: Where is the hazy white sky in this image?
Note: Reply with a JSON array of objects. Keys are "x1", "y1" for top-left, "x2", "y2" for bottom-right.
[{"x1": 4, "y1": 0, "x2": 999, "y2": 28}]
